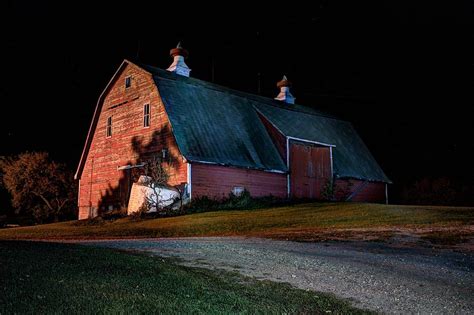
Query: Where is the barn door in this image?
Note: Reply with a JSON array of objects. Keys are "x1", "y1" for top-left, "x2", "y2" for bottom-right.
[
  {"x1": 290, "y1": 143, "x2": 331, "y2": 199},
  {"x1": 119, "y1": 169, "x2": 132, "y2": 208}
]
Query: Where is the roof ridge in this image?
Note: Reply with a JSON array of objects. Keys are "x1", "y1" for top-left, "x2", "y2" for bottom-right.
[{"x1": 138, "y1": 63, "x2": 343, "y2": 121}]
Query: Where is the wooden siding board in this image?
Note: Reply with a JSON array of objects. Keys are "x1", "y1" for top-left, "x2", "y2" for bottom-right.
[
  {"x1": 334, "y1": 179, "x2": 386, "y2": 203},
  {"x1": 191, "y1": 163, "x2": 287, "y2": 199},
  {"x1": 257, "y1": 112, "x2": 287, "y2": 160}
]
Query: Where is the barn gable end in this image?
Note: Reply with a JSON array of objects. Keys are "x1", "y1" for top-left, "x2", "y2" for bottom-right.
[{"x1": 76, "y1": 61, "x2": 187, "y2": 219}]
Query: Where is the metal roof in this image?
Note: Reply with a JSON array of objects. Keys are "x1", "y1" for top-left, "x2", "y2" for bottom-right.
[
  {"x1": 154, "y1": 74, "x2": 288, "y2": 172},
  {"x1": 76, "y1": 60, "x2": 390, "y2": 183},
  {"x1": 254, "y1": 103, "x2": 391, "y2": 183},
  {"x1": 141, "y1": 64, "x2": 390, "y2": 183}
]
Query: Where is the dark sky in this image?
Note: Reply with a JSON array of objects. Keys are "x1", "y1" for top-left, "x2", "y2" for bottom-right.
[{"x1": 1, "y1": 1, "x2": 473, "y2": 200}]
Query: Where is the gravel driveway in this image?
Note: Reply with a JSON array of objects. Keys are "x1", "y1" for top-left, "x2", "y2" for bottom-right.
[{"x1": 80, "y1": 237, "x2": 474, "y2": 314}]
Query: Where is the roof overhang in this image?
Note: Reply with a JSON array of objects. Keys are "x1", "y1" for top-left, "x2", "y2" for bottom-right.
[
  {"x1": 189, "y1": 159, "x2": 287, "y2": 174},
  {"x1": 335, "y1": 174, "x2": 393, "y2": 184},
  {"x1": 287, "y1": 136, "x2": 336, "y2": 148}
]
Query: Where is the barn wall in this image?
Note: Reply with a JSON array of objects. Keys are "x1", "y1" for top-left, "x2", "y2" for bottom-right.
[
  {"x1": 334, "y1": 179, "x2": 386, "y2": 203},
  {"x1": 78, "y1": 63, "x2": 187, "y2": 219},
  {"x1": 257, "y1": 112, "x2": 286, "y2": 160},
  {"x1": 191, "y1": 163, "x2": 287, "y2": 199}
]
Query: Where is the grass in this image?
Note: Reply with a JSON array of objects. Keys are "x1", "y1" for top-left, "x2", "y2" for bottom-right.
[
  {"x1": 0, "y1": 202, "x2": 472, "y2": 241},
  {"x1": 0, "y1": 241, "x2": 368, "y2": 314}
]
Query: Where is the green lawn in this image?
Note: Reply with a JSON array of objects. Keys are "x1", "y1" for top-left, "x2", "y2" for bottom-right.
[
  {"x1": 0, "y1": 241, "x2": 368, "y2": 314},
  {"x1": 0, "y1": 203, "x2": 472, "y2": 241}
]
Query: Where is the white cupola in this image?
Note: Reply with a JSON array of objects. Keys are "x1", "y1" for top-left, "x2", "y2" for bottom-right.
[
  {"x1": 166, "y1": 42, "x2": 191, "y2": 77},
  {"x1": 274, "y1": 75, "x2": 295, "y2": 104}
]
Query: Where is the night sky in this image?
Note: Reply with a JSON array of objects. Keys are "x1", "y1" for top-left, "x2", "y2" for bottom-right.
[{"x1": 1, "y1": 1, "x2": 473, "y2": 203}]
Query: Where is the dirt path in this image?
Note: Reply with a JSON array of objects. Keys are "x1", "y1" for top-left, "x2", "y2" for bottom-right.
[{"x1": 78, "y1": 237, "x2": 474, "y2": 314}]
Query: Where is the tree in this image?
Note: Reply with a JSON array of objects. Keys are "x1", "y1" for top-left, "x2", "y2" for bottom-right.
[
  {"x1": 0, "y1": 156, "x2": 11, "y2": 216},
  {"x1": 0, "y1": 152, "x2": 77, "y2": 223}
]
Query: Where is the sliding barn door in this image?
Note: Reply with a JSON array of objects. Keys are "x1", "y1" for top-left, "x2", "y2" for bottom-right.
[{"x1": 290, "y1": 143, "x2": 331, "y2": 199}]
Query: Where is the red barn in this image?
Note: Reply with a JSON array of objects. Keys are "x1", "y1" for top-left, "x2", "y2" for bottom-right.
[{"x1": 75, "y1": 44, "x2": 391, "y2": 219}]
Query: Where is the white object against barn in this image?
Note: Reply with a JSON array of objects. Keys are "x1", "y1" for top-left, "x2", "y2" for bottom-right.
[{"x1": 127, "y1": 175, "x2": 182, "y2": 215}]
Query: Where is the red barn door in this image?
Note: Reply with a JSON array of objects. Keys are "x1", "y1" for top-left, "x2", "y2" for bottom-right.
[{"x1": 290, "y1": 143, "x2": 331, "y2": 199}]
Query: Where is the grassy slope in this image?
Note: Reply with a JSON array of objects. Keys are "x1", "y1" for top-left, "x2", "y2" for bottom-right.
[
  {"x1": 0, "y1": 241, "x2": 368, "y2": 314},
  {"x1": 0, "y1": 203, "x2": 473, "y2": 241}
]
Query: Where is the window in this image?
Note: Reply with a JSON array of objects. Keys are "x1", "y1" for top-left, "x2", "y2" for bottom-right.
[
  {"x1": 106, "y1": 116, "x2": 112, "y2": 137},
  {"x1": 143, "y1": 104, "x2": 150, "y2": 127},
  {"x1": 125, "y1": 76, "x2": 131, "y2": 88},
  {"x1": 161, "y1": 148, "x2": 168, "y2": 159}
]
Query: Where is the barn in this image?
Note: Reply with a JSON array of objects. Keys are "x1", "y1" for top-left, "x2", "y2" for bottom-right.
[{"x1": 75, "y1": 44, "x2": 391, "y2": 219}]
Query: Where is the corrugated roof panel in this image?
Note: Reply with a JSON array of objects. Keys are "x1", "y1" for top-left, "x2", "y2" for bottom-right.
[
  {"x1": 142, "y1": 64, "x2": 390, "y2": 183},
  {"x1": 154, "y1": 75, "x2": 288, "y2": 172}
]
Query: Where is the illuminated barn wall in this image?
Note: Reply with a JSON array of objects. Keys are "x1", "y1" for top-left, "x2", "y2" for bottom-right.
[
  {"x1": 77, "y1": 64, "x2": 187, "y2": 219},
  {"x1": 190, "y1": 164, "x2": 287, "y2": 199}
]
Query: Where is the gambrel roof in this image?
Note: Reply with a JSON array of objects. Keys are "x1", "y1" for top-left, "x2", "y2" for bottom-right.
[{"x1": 76, "y1": 60, "x2": 391, "y2": 183}]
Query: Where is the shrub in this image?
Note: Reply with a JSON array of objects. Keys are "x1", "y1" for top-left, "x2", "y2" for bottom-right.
[
  {"x1": 100, "y1": 208, "x2": 128, "y2": 221},
  {"x1": 185, "y1": 190, "x2": 290, "y2": 213},
  {"x1": 321, "y1": 179, "x2": 335, "y2": 201}
]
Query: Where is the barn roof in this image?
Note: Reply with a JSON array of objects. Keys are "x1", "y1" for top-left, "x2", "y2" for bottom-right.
[
  {"x1": 140, "y1": 64, "x2": 391, "y2": 183},
  {"x1": 147, "y1": 67, "x2": 288, "y2": 172},
  {"x1": 254, "y1": 104, "x2": 391, "y2": 182},
  {"x1": 75, "y1": 60, "x2": 390, "y2": 183}
]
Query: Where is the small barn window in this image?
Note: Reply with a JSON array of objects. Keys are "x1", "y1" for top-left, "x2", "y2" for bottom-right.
[
  {"x1": 161, "y1": 148, "x2": 168, "y2": 160},
  {"x1": 106, "y1": 116, "x2": 112, "y2": 137},
  {"x1": 143, "y1": 104, "x2": 150, "y2": 127},
  {"x1": 125, "y1": 76, "x2": 131, "y2": 88}
]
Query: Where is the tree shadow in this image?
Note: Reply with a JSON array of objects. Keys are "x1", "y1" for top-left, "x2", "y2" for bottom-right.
[{"x1": 96, "y1": 125, "x2": 181, "y2": 216}]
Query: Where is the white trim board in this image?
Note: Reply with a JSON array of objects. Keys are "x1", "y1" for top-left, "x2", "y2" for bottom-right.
[{"x1": 287, "y1": 136, "x2": 336, "y2": 148}]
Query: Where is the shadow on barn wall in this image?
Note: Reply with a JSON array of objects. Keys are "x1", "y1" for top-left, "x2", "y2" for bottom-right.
[{"x1": 96, "y1": 126, "x2": 181, "y2": 216}]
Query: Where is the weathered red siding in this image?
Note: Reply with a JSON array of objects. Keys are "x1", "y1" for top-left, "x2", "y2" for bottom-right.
[
  {"x1": 78, "y1": 63, "x2": 187, "y2": 219},
  {"x1": 191, "y1": 163, "x2": 287, "y2": 199},
  {"x1": 290, "y1": 143, "x2": 331, "y2": 199},
  {"x1": 257, "y1": 112, "x2": 286, "y2": 160},
  {"x1": 334, "y1": 179, "x2": 386, "y2": 203}
]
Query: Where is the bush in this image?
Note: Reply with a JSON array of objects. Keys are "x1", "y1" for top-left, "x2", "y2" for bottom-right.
[
  {"x1": 321, "y1": 179, "x2": 335, "y2": 201},
  {"x1": 185, "y1": 190, "x2": 290, "y2": 214},
  {"x1": 74, "y1": 216, "x2": 105, "y2": 226},
  {"x1": 100, "y1": 208, "x2": 128, "y2": 221}
]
